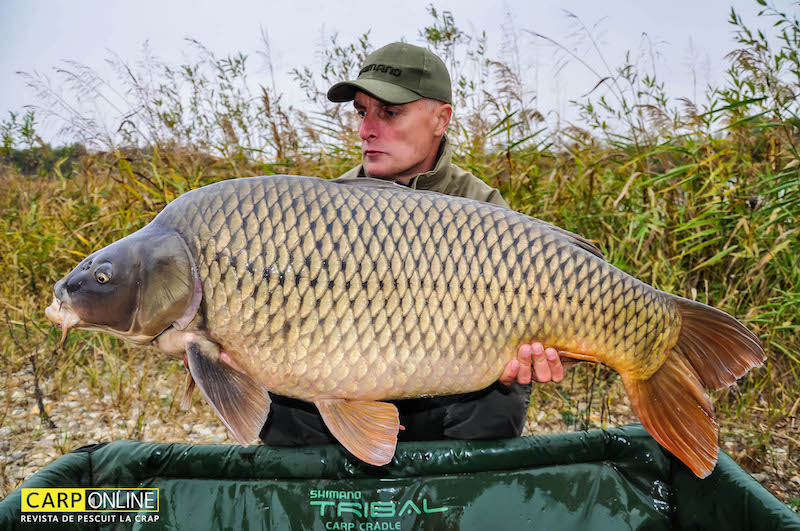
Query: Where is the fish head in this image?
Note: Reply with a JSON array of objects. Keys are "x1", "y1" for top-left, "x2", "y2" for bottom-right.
[{"x1": 46, "y1": 224, "x2": 202, "y2": 346}]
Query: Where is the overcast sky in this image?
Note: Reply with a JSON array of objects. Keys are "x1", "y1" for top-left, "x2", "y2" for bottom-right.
[{"x1": 0, "y1": 0, "x2": 789, "y2": 144}]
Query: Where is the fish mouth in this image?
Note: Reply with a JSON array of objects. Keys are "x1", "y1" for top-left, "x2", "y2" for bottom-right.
[
  {"x1": 45, "y1": 297, "x2": 81, "y2": 348},
  {"x1": 45, "y1": 295, "x2": 171, "y2": 346}
]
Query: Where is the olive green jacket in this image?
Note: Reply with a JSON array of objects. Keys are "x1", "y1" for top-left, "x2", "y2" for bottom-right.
[{"x1": 335, "y1": 136, "x2": 508, "y2": 208}]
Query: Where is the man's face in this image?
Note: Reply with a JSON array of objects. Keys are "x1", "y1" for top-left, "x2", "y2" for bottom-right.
[{"x1": 354, "y1": 91, "x2": 451, "y2": 182}]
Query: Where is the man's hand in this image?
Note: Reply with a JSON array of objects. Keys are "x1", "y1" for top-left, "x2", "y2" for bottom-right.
[{"x1": 499, "y1": 343, "x2": 565, "y2": 385}]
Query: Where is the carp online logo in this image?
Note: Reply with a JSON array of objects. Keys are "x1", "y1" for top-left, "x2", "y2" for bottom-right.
[{"x1": 21, "y1": 488, "x2": 159, "y2": 513}]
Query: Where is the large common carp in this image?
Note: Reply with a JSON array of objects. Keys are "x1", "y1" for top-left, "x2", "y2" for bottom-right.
[{"x1": 46, "y1": 175, "x2": 764, "y2": 477}]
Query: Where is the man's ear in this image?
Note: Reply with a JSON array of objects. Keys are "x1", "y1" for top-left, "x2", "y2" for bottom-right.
[{"x1": 434, "y1": 103, "x2": 453, "y2": 136}]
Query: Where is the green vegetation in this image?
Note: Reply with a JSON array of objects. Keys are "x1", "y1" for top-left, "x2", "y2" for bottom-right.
[{"x1": 1, "y1": 0, "x2": 797, "y2": 505}]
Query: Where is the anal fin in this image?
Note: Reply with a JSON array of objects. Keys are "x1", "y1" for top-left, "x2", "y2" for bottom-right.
[
  {"x1": 556, "y1": 349, "x2": 600, "y2": 363},
  {"x1": 315, "y1": 399, "x2": 400, "y2": 466},
  {"x1": 185, "y1": 340, "x2": 271, "y2": 446}
]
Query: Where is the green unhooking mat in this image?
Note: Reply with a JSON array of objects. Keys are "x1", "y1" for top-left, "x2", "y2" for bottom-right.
[{"x1": 2, "y1": 424, "x2": 798, "y2": 530}]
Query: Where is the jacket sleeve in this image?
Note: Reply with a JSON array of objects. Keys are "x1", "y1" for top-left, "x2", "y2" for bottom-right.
[
  {"x1": 485, "y1": 189, "x2": 509, "y2": 209},
  {"x1": 449, "y1": 167, "x2": 510, "y2": 209}
]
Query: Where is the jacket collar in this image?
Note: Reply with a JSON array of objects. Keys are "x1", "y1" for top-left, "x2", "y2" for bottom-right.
[{"x1": 407, "y1": 135, "x2": 452, "y2": 190}]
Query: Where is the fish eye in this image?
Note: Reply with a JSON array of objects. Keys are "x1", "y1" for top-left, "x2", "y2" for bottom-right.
[{"x1": 95, "y1": 270, "x2": 111, "y2": 284}]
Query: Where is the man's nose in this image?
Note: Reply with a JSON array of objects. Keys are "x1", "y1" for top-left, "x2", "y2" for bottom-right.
[{"x1": 359, "y1": 112, "x2": 377, "y2": 140}]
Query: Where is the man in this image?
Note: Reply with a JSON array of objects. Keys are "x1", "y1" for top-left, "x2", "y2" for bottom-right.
[{"x1": 259, "y1": 42, "x2": 564, "y2": 446}]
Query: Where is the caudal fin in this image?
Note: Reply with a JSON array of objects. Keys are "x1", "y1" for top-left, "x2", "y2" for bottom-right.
[
  {"x1": 621, "y1": 295, "x2": 765, "y2": 478},
  {"x1": 671, "y1": 297, "x2": 765, "y2": 390}
]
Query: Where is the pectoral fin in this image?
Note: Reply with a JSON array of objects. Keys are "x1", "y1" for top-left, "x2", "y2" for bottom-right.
[
  {"x1": 185, "y1": 340, "x2": 271, "y2": 446},
  {"x1": 315, "y1": 399, "x2": 400, "y2": 466}
]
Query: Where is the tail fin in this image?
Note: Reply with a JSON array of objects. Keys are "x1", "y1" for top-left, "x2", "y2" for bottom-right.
[
  {"x1": 621, "y1": 295, "x2": 765, "y2": 478},
  {"x1": 671, "y1": 297, "x2": 765, "y2": 390}
]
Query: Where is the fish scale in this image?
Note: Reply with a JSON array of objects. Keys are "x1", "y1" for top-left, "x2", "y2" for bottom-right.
[
  {"x1": 48, "y1": 174, "x2": 764, "y2": 476},
  {"x1": 154, "y1": 176, "x2": 677, "y2": 399}
]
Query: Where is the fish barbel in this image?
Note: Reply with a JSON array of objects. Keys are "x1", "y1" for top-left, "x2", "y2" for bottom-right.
[{"x1": 45, "y1": 175, "x2": 764, "y2": 477}]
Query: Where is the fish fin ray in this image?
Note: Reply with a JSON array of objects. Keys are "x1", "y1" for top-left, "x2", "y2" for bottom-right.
[
  {"x1": 622, "y1": 351, "x2": 718, "y2": 478},
  {"x1": 185, "y1": 340, "x2": 271, "y2": 446},
  {"x1": 532, "y1": 220, "x2": 605, "y2": 259},
  {"x1": 671, "y1": 295, "x2": 765, "y2": 391},
  {"x1": 554, "y1": 350, "x2": 600, "y2": 363},
  {"x1": 180, "y1": 370, "x2": 195, "y2": 410},
  {"x1": 315, "y1": 399, "x2": 399, "y2": 466}
]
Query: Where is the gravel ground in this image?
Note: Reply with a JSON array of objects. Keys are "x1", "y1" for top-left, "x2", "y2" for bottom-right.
[{"x1": 1, "y1": 360, "x2": 797, "y2": 513}]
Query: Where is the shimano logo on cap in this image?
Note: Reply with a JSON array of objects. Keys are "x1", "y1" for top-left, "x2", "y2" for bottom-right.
[{"x1": 359, "y1": 64, "x2": 402, "y2": 76}]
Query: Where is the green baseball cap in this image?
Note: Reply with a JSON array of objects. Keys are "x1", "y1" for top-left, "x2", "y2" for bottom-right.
[{"x1": 327, "y1": 42, "x2": 452, "y2": 105}]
